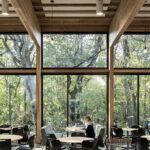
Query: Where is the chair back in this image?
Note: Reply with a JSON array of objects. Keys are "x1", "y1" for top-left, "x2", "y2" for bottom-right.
[
  {"x1": 136, "y1": 138, "x2": 149, "y2": 150},
  {"x1": 97, "y1": 127, "x2": 106, "y2": 147},
  {"x1": 95, "y1": 124, "x2": 101, "y2": 138},
  {"x1": 82, "y1": 140, "x2": 94, "y2": 150},
  {"x1": 71, "y1": 132, "x2": 85, "y2": 137},
  {"x1": 28, "y1": 135, "x2": 35, "y2": 149},
  {"x1": 46, "y1": 139, "x2": 61, "y2": 150},
  {"x1": 0, "y1": 139, "x2": 11, "y2": 150}
]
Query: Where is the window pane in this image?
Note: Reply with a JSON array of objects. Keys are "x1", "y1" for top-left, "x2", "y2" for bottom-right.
[
  {"x1": 43, "y1": 75, "x2": 107, "y2": 133},
  {"x1": 0, "y1": 34, "x2": 36, "y2": 68},
  {"x1": 139, "y1": 76, "x2": 150, "y2": 127},
  {"x1": 43, "y1": 76, "x2": 67, "y2": 132},
  {"x1": 69, "y1": 75, "x2": 107, "y2": 127},
  {"x1": 114, "y1": 75, "x2": 137, "y2": 127},
  {"x1": 0, "y1": 75, "x2": 36, "y2": 131},
  {"x1": 43, "y1": 34, "x2": 107, "y2": 68},
  {"x1": 114, "y1": 34, "x2": 150, "y2": 68}
]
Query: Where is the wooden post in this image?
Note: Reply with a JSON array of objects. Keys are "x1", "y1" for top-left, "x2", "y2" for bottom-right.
[
  {"x1": 108, "y1": 46, "x2": 114, "y2": 141},
  {"x1": 36, "y1": 45, "x2": 41, "y2": 143}
]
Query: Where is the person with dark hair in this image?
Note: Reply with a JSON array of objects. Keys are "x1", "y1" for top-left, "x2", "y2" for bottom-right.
[{"x1": 84, "y1": 116, "x2": 95, "y2": 138}]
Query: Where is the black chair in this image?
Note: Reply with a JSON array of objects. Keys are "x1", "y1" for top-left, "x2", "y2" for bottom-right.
[
  {"x1": 111, "y1": 126, "x2": 123, "y2": 145},
  {"x1": 71, "y1": 132, "x2": 85, "y2": 137},
  {"x1": 41, "y1": 125, "x2": 54, "y2": 148},
  {"x1": 46, "y1": 139, "x2": 66, "y2": 150},
  {"x1": 18, "y1": 135, "x2": 35, "y2": 150},
  {"x1": 0, "y1": 139, "x2": 11, "y2": 150},
  {"x1": 82, "y1": 140, "x2": 94, "y2": 150},
  {"x1": 135, "y1": 138, "x2": 149, "y2": 150},
  {"x1": 0, "y1": 124, "x2": 11, "y2": 134},
  {"x1": 70, "y1": 132, "x2": 85, "y2": 149},
  {"x1": 131, "y1": 126, "x2": 145, "y2": 145}
]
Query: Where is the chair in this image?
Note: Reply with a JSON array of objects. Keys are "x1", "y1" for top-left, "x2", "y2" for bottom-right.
[
  {"x1": 12, "y1": 127, "x2": 29, "y2": 144},
  {"x1": 111, "y1": 126, "x2": 123, "y2": 145},
  {"x1": 71, "y1": 132, "x2": 85, "y2": 137},
  {"x1": 0, "y1": 124, "x2": 11, "y2": 134},
  {"x1": 69, "y1": 132, "x2": 85, "y2": 149},
  {"x1": 18, "y1": 135, "x2": 35, "y2": 150},
  {"x1": 135, "y1": 138, "x2": 149, "y2": 150},
  {"x1": 82, "y1": 140, "x2": 95, "y2": 150},
  {"x1": 41, "y1": 125, "x2": 54, "y2": 148},
  {"x1": 46, "y1": 139, "x2": 66, "y2": 150},
  {"x1": 131, "y1": 126, "x2": 145, "y2": 145},
  {"x1": 0, "y1": 139, "x2": 11, "y2": 150},
  {"x1": 95, "y1": 124, "x2": 101, "y2": 138}
]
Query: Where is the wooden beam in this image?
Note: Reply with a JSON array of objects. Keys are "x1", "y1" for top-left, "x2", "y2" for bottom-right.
[
  {"x1": 10, "y1": 0, "x2": 41, "y2": 48},
  {"x1": 109, "y1": 0, "x2": 145, "y2": 48},
  {"x1": 108, "y1": 46, "x2": 114, "y2": 141},
  {"x1": 36, "y1": 46, "x2": 42, "y2": 143}
]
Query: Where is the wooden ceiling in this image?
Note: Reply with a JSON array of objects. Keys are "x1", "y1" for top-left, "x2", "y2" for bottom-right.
[{"x1": 0, "y1": 0, "x2": 149, "y2": 33}]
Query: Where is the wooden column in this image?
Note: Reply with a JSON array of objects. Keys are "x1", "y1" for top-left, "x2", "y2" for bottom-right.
[
  {"x1": 36, "y1": 45, "x2": 41, "y2": 143},
  {"x1": 108, "y1": 46, "x2": 114, "y2": 141}
]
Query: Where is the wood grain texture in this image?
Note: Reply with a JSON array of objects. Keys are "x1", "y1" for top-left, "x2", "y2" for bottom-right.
[
  {"x1": 109, "y1": 0, "x2": 145, "y2": 48},
  {"x1": 10, "y1": 0, "x2": 41, "y2": 47}
]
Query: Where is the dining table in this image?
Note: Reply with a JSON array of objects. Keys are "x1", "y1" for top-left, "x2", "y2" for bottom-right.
[
  {"x1": 0, "y1": 134, "x2": 22, "y2": 141},
  {"x1": 141, "y1": 135, "x2": 150, "y2": 141},
  {"x1": 66, "y1": 126, "x2": 85, "y2": 133},
  {"x1": 121, "y1": 127, "x2": 138, "y2": 149},
  {"x1": 58, "y1": 136, "x2": 94, "y2": 144}
]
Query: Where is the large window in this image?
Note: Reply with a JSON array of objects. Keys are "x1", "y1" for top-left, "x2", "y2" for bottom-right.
[
  {"x1": 0, "y1": 34, "x2": 36, "y2": 68},
  {"x1": 43, "y1": 75, "x2": 107, "y2": 133},
  {"x1": 0, "y1": 75, "x2": 36, "y2": 131},
  {"x1": 139, "y1": 76, "x2": 150, "y2": 127},
  {"x1": 114, "y1": 75, "x2": 138, "y2": 127},
  {"x1": 43, "y1": 34, "x2": 107, "y2": 68},
  {"x1": 114, "y1": 34, "x2": 150, "y2": 68}
]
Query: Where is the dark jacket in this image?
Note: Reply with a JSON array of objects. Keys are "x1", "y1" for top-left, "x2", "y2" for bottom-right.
[{"x1": 85, "y1": 124, "x2": 95, "y2": 138}]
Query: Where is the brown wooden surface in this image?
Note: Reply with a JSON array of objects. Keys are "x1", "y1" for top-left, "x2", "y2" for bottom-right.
[
  {"x1": 10, "y1": 0, "x2": 41, "y2": 47},
  {"x1": 108, "y1": 46, "x2": 114, "y2": 141},
  {"x1": 109, "y1": 0, "x2": 145, "y2": 48},
  {"x1": 36, "y1": 46, "x2": 42, "y2": 143}
]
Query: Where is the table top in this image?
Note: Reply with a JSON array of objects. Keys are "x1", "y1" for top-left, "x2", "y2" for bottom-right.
[
  {"x1": 141, "y1": 135, "x2": 150, "y2": 141},
  {"x1": 0, "y1": 127, "x2": 12, "y2": 131},
  {"x1": 122, "y1": 128, "x2": 138, "y2": 131},
  {"x1": 58, "y1": 136, "x2": 94, "y2": 144},
  {"x1": 66, "y1": 126, "x2": 85, "y2": 133},
  {"x1": 0, "y1": 134, "x2": 22, "y2": 141}
]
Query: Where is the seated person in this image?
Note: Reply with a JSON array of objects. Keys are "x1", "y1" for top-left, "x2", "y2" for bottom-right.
[{"x1": 84, "y1": 116, "x2": 95, "y2": 138}]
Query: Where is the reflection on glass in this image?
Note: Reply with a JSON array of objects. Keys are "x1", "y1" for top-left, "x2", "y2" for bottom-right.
[
  {"x1": 114, "y1": 75, "x2": 137, "y2": 127},
  {"x1": 0, "y1": 75, "x2": 36, "y2": 131},
  {"x1": 43, "y1": 34, "x2": 107, "y2": 68}
]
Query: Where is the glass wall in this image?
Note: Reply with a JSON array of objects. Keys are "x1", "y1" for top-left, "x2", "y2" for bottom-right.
[
  {"x1": 0, "y1": 75, "x2": 36, "y2": 131},
  {"x1": 43, "y1": 75, "x2": 107, "y2": 133},
  {"x1": 43, "y1": 34, "x2": 107, "y2": 68},
  {"x1": 114, "y1": 75, "x2": 138, "y2": 127},
  {"x1": 139, "y1": 76, "x2": 150, "y2": 127},
  {"x1": 0, "y1": 34, "x2": 36, "y2": 68},
  {"x1": 114, "y1": 34, "x2": 150, "y2": 68}
]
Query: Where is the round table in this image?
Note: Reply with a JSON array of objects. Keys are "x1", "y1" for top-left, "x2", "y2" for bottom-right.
[
  {"x1": 0, "y1": 134, "x2": 22, "y2": 141},
  {"x1": 141, "y1": 135, "x2": 150, "y2": 141},
  {"x1": 66, "y1": 126, "x2": 85, "y2": 133},
  {"x1": 58, "y1": 136, "x2": 94, "y2": 144},
  {"x1": 122, "y1": 128, "x2": 138, "y2": 149}
]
